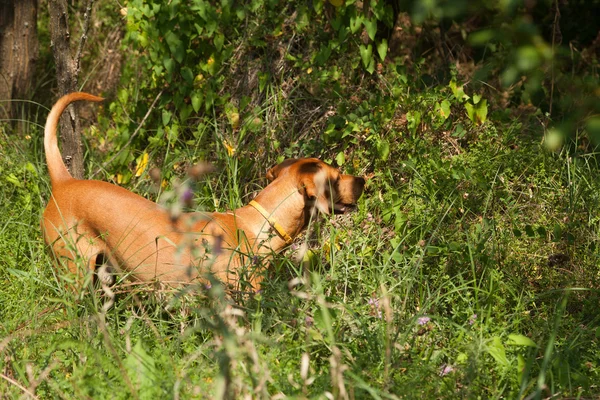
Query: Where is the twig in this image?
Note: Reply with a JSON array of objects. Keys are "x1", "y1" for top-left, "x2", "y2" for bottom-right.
[
  {"x1": 0, "y1": 373, "x2": 38, "y2": 399},
  {"x1": 548, "y1": 0, "x2": 561, "y2": 121},
  {"x1": 91, "y1": 90, "x2": 163, "y2": 178},
  {"x1": 74, "y1": 0, "x2": 95, "y2": 83}
]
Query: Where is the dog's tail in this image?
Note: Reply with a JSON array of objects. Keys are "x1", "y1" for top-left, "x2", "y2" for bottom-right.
[{"x1": 44, "y1": 92, "x2": 104, "y2": 184}]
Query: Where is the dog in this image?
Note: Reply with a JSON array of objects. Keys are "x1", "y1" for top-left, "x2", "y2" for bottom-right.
[{"x1": 42, "y1": 92, "x2": 365, "y2": 291}]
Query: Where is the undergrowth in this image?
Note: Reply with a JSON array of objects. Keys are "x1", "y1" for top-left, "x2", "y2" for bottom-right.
[
  {"x1": 2, "y1": 81, "x2": 600, "y2": 398},
  {"x1": 2, "y1": 0, "x2": 600, "y2": 397}
]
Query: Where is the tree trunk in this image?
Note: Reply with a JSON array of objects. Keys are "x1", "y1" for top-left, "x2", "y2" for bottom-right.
[
  {"x1": 0, "y1": 0, "x2": 38, "y2": 123},
  {"x1": 48, "y1": 0, "x2": 87, "y2": 179}
]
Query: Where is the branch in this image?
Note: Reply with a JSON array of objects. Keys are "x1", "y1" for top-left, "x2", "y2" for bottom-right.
[
  {"x1": 74, "y1": 0, "x2": 95, "y2": 83},
  {"x1": 91, "y1": 90, "x2": 164, "y2": 178}
]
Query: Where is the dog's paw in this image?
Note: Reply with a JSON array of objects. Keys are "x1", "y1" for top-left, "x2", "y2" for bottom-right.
[{"x1": 96, "y1": 264, "x2": 116, "y2": 286}]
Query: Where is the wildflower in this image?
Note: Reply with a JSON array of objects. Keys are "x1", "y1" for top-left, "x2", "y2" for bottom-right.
[
  {"x1": 417, "y1": 316, "x2": 431, "y2": 326},
  {"x1": 180, "y1": 187, "x2": 194, "y2": 207},
  {"x1": 439, "y1": 364, "x2": 454, "y2": 376},
  {"x1": 135, "y1": 152, "x2": 149, "y2": 177},
  {"x1": 304, "y1": 316, "x2": 314, "y2": 327},
  {"x1": 368, "y1": 295, "x2": 382, "y2": 318},
  {"x1": 223, "y1": 140, "x2": 236, "y2": 156},
  {"x1": 469, "y1": 314, "x2": 477, "y2": 325}
]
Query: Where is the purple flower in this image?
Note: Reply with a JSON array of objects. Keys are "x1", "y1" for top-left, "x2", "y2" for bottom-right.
[
  {"x1": 439, "y1": 364, "x2": 454, "y2": 376},
  {"x1": 469, "y1": 314, "x2": 477, "y2": 325},
  {"x1": 417, "y1": 316, "x2": 431, "y2": 326},
  {"x1": 304, "y1": 316, "x2": 314, "y2": 327},
  {"x1": 368, "y1": 296, "x2": 382, "y2": 318},
  {"x1": 181, "y1": 187, "x2": 194, "y2": 206}
]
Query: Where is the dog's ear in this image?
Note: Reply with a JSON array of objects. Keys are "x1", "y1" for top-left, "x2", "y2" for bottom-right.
[
  {"x1": 266, "y1": 165, "x2": 279, "y2": 181},
  {"x1": 300, "y1": 174, "x2": 331, "y2": 214},
  {"x1": 266, "y1": 159, "x2": 298, "y2": 182}
]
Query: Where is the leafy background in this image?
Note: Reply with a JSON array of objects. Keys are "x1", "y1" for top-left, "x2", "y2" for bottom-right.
[{"x1": 1, "y1": 0, "x2": 600, "y2": 398}]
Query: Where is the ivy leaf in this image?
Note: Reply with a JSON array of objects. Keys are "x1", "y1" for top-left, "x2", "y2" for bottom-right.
[
  {"x1": 364, "y1": 18, "x2": 377, "y2": 41},
  {"x1": 349, "y1": 14, "x2": 363, "y2": 34},
  {"x1": 359, "y1": 44, "x2": 373, "y2": 69},
  {"x1": 162, "y1": 109, "x2": 172, "y2": 126},
  {"x1": 214, "y1": 33, "x2": 225, "y2": 52},
  {"x1": 465, "y1": 102, "x2": 475, "y2": 123},
  {"x1": 377, "y1": 39, "x2": 388, "y2": 61},
  {"x1": 165, "y1": 31, "x2": 184, "y2": 63},
  {"x1": 191, "y1": 92, "x2": 203, "y2": 113},
  {"x1": 335, "y1": 151, "x2": 345, "y2": 166},
  {"x1": 180, "y1": 67, "x2": 194, "y2": 84},
  {"x1": 476, "y1": 99, "x2": 488, "y2": 124},
  {"x1": 437, "y1": 100, "x2": 451, "y2": 119},
  {"x1": 163, "y1": 57, "x2": 175, "y2": 79}
]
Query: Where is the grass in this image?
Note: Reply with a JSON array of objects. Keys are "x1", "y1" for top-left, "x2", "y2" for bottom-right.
[{"x1": 2, "y1": 90, "x2": 600, "y2": 399}]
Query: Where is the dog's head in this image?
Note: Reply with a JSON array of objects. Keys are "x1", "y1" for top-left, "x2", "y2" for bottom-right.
[{"x1": 266, "y1": 158, "x2": 365, "y2": 214}]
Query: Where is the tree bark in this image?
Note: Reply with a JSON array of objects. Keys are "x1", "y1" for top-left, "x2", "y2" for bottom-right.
[
  {"x1": 0, "y1": 0, "x2": 38, "y2": 123},
  {"x1": 48, "y1": 0, "x2": 92, "y2": 180}
]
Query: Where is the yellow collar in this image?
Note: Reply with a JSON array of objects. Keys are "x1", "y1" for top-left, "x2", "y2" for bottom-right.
[{"x1": 249, "y1": 200, "x2": 293, "y2": 245}]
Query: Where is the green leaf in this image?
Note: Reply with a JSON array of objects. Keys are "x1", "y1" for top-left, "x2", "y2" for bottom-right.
[
  {"x1": 366, "y1": 57, "x2": 375, "y2": 74},
  {"x1": 438, "y1": 100, "x2": 451, "y2": 120},
  {"x1": 124, "y1": 341, "x2": 157, "y2": 397},
  {"x1": 551, "y1": 225, "x2": 562, "y2": 242},
  {"x1": 537, "y1": 226, "x2": 547, "y2": 237},
  {"x1": 473, "y1": 94, "x2": 482, "y2": 105},
  {"x1": 376, "y1": 139, "x2": 390, "y2": 161},
  {"x1": 465, "y1": 102, "x2": 475, "y2": 123},
  {"x1": 349, "y1": 14, "x2": 363, "y2": 34},
  {"x1": 475, "y1": 99, "x2": 488, "y2": 124},
  {"x1": 180, "y1": 67, "x2": 194, "y2": 84},
  {"x1": 506, "y1": 334, "x2": 537, "y2": 348},
  {"x1": 516, "y1": 46, "x2": 540, "y2": 71},
  {"x1": 406, "y1": 111, "x2": 421, "y2": 134},
  {"x1": 214, "y1": 33, "x2": 225, "y2": 52},
  {"x1": 162, "y1": 109, "x2": 172, "y2": 126},
  {"x1": 163, "y1": 57, "x2": 175, "y2": 78},
  {"x1": 525, "y1": 225, "x2": 535, "y2": 237},
  {"x1": 335, "y1": 151, "x2": 345, "y2": 166},
  {"x1": 6, "y1": 173, "x2": 21, "y2": 187},
  {"x1": 449, "y1": 80, "x2": 468, "y2": 101},
  {"x1": 586, "y1": 117, "x2": 600, "y2": 145},
  {"x1": 165, "y1": 31, "x2": 185, "y2": 63},
  {"x1": 364, "y1": 19, "x2": 377, "y2": 41},
  {"x1": 377, "y1": 39, "x2": 388, "y2": 61},
  {"x1": 191, "y1": 92, "x2": 203, "y2": 113},
  {"x1": 487, "y1": 336, "x2": 509, "y2": 368},
  {"x1": 359, "y1": 44, "x2": 373, "y2": 69}
]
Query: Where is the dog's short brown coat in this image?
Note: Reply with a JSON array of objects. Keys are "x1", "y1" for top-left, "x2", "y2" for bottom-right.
[{"x1": 42, "y1": 93, "x2": 365, "y2": 290}]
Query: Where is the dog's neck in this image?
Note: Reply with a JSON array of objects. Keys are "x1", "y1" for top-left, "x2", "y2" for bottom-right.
[{"x1": 236, "y1": 178, "x2": 308, "y2": 253}]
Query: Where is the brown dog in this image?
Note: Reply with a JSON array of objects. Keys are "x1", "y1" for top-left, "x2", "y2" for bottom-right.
[{"x1": 42, "y1": 92, "x2": 365, "y2": 291}]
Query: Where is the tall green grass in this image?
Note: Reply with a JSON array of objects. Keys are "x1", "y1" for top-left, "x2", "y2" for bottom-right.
[{"x1": 1, "y1": 93, "x2": 600, "y2": 399}]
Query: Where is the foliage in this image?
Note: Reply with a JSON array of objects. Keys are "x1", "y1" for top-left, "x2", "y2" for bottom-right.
[{"x1": 2, "y1": 0, "x2": 600, "y2": 398}]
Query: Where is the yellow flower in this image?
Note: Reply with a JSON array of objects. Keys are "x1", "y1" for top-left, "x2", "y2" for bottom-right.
[
  {"x1": 135, "y1": 152, "x2": 149, "y2": 177},
  {"x1": 223, "y1": 140, "x2": 236, "y2": 156}
]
